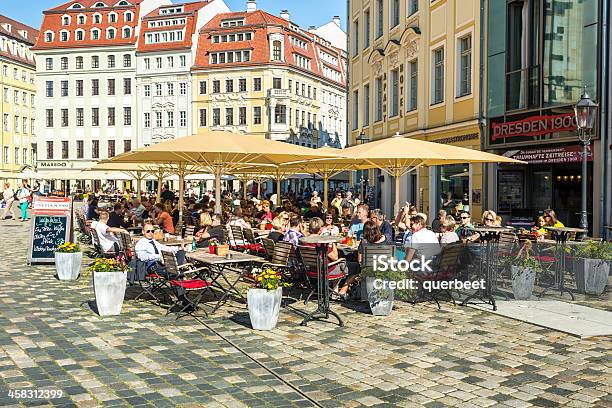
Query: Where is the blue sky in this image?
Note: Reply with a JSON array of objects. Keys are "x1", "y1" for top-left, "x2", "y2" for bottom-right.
[{"x1": 0, "y1": 0, "x2": 346, "y2": 31}]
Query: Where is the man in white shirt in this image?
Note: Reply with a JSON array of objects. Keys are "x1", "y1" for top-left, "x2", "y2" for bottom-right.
[
  {"x1": 91, "y1": 211, "x2": 127, "y2": 253},
  {"x1": 405, "y1": 214, "x2": 441, "y2": 262},
  {"x1": 134, "y1": 223, "x2": 182, "y2": 270}
]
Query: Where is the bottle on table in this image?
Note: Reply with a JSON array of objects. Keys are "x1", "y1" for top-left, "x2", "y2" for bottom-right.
[{"x1": 191, "y1": 237, "x2": 197, "y2": 252}]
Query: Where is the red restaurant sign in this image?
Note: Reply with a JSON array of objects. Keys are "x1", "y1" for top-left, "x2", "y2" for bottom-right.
[
  {"x1": 505, "y1": 145, "x2": 593, "y2": 164},
  {"x1": 492, "y1": 113, "x2": 576, "y2": 141}
]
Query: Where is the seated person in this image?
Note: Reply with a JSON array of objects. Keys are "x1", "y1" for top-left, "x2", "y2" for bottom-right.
[
  {"x1": 134, "y1": 223, "x2": 192, "y2": 310},
  {"x1": 107, "y1": 203, "x2": 130, "y2": 229},
  {"x1": 304, "y1": 204, "x2": 324, "y2": 220},
  {"x1": 370, "y1": 209, "x2": 393, "y2": 243},
  {"x1": 405, "y1": 214, "x2": 441, "y2": 263},
  {"x1": 321, "y1": 213, "x2": 340, "y2": 236},
  {"x1": 152, "y1": 203, "x2": 175, "y2": 234},
  {"x1": 91, "y1": 211, "x2": 128, "y2": 253},
  {"x1": 282, "y1": 216, "x2": 304, "y2": 246},
  {"x1": 357, "y1": 220, "x2": 387, "y2": 264},
  {"x1": 440, "y1": 216, "x2": 460, "y2": 246},
  {"x1": 455, "y1": 211, "x2": 475, "y2": 241},
  {"x1": 304, "y1": 217, "x2": 352, "y2": 297},
  {"x1": 268, "y1": 213, "x2": 289, "y2": 242},
  {"x1": 195, "y1": 213, "x2": 226, "y2": 248},
  {"x1": 348, "y1": 204, "x2": 369, "y2": 240}
]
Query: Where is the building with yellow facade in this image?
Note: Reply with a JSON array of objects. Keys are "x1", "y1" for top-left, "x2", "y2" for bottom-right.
[
  {"x1": 192, "y1": 3, "x2": 348, "y2": 152},
  {"x1": 0, "y1": 15, "x2": 38, "y2": 187},
  {"x1": 348, "y1": 0, "x2": 483, "y2": 220}
]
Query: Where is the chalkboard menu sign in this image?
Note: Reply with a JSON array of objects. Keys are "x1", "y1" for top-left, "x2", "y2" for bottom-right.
[{"x1": 28, "y1": 196, "x2": 73, "y2": 264}]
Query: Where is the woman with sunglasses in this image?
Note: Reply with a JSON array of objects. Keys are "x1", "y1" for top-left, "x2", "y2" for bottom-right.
[
  {"x1": 321, "y1": 212, "x2": 340, "y2": 236},
  {"x1": 481, "y1": 210, "x2": 498, "y2": 227}
]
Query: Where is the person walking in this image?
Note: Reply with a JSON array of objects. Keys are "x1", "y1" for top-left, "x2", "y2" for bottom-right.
[
  {"x1": 17, "y1": 180, "x2": 31, "y2": 222},
  {"x1": 1, "y1": 182, "x2": 15, "y2": 220}
]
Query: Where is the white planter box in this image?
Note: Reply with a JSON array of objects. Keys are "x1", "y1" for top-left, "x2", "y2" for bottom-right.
[
  {"x1": 511, "y1": 266, "x2": 536, "y2": 300},
  {"x1": 365, "y1": 277, "x2": 394, "y2": 316},
  {"x1": 55, "y1": 252, "x2": 82, "y2": 281},
  {"x1": 573, "y1": 258, "x2": 609, "y2": 295},
  {"x1": 93, "y1": 271, "x2": 127, "y2": 316},
  {"x1": 247, "y1": 287, "x2": 282, "y2": 330}
]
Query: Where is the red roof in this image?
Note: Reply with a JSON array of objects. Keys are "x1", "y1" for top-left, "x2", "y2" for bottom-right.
[
  {"x1": 137, "y1": 1, "x2": 209, "y2": 53},
  {"x1": 193, "y1": 10, "x2": 346, "y2": 87},
  {"x1": 0, "y1": 15, "x2": 38, "y2": 66},
  {"x1": 33, "y1": 0, "x2": 141, "y2": 50}
]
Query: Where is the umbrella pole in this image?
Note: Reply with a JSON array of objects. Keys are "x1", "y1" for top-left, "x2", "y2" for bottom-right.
[
  {"x1": 394, "y1": 170, "x2": 401, "y2": 216},
  {"x1": 257, "y1": 178, "x2": 262, "y2": 199},
  {"x1": 136, "y1": 170, "x2": 142, "y2": 196},
  {"x1": 242, "y1": 177, "x2": 248, "y2": 201},
  {"x1": 156, "y1": 170, "x2": 163, "y2": 204},
  {"x1": 177, "y1": 164, "x2": 185, "y2": 230},
  {"x1": 214, "y1": 168, "x2": 222, "y2": 214},
  {"x1": 276, "y1": 170, "x2": 281, "y2": 207},
  {"x1": 323, "y1": 173, "x2": 329, "y2": 210}
]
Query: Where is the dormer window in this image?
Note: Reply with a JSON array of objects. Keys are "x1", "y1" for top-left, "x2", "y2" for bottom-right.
[
  {"x1": 44, "y1": 31, "x2": 54, "y2": 42},
  {"x1": 91, "y1": 28, "x2": 100, "y2": 40},
  {"x1": 19, "y1": 30, "x2": 28, "y2": 39},
  {"x1": 221, "y1": 19, "x2": 245, "y2": 27},
  {"x1": 70, "y1": 2, "x2": 83, "y2": 8},
  {"x1": 76, "y1": 29, "x2": 84, "y2": 41},
  {"x1": 77, "y1": 14, "x2": 86, "y2": 24},
  {"x1": 93, "y1": 13, "x2": 102, "y2": 24},
  {"x1": 60, "y1": 30, "x2": 69, "y2": 42},
  {"x1": 62, "y1": 15, "x2": 70, "y2": 26},
  {"x1": 117, "y1": 0, "x2": 129, "y2": 5},
  {"x1": 272, "y1": 40, "x2": 282, "y2": 60},
  {"x1": 122, "y1": 27, "x2": 131, "y2": 38},
  {"x1": 94, "y1": 2, "x2": 107, "y2": 7},
  {"x1": 107, "y1": 27, "x2": 116, "y2": 39},
  {"x1": 124, "y1": 11, "x2": 133, "y2": 22},
  {"x1": 109, "y1": 12, "x2": 118, "y2": 23}
]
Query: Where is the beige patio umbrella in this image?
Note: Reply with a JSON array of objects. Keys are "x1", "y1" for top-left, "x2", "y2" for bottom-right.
[
  {"x1": 104, "y1": 131, "x2": 338, "y2": 224},
  {"x1": 235, "y1": 146, "x2": 368, "y2": 209},
  {"x1": 341, "y1": 133, "x2": 526, "y2": 215},
  {"x1": 88, "y1": 161, "x2": 198, "y2": 200}
]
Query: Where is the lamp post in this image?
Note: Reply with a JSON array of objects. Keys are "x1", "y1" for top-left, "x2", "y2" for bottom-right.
[
  {"x1": 355, "y1": 130, "x2": 370, "y2": 203},
  {"x1": 574, "y1": 88, "x2": 598, "y2": 235}
]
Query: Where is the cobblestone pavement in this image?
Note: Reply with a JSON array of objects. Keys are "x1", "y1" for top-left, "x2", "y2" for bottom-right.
[{"x1": 0, "y1": 220, "x2": 611, "y2": 407}]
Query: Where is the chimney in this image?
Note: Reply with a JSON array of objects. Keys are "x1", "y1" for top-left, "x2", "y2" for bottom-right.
[
  {"x1": 246, "y1": 0, "x2": 256, "y2": 13},
  {"x1": 280, "y1": 10, "x2": 289, "y2": 20},
  {"x1": 332, "y1": 16, "x2": 341, "y2": 27}
]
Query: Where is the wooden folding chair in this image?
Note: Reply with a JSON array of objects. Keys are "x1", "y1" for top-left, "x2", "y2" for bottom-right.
[
  {"x1": 298, "y1": 245, "x2": 347, "y2": 304},
  {"x1": 228, "y1": 225, "x2": 247, "y2": 251},
  {"x1": 261, "y1": 238, "x2": 276, "y2": 261},
  {"x1": 243, "y1": 228, "x2": 266, "y2": 255}
]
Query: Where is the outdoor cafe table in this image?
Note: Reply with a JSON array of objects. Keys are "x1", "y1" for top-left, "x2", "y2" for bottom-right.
[
  {"x1": 461, "y1": 226, "x2": 514, "y2": 311},
  {"x1": 299, "y1": 235, "x2": 345, "y2": 327},
  {"x1": 186, "y1": 248, "x2": 263, "y2": 314},
  {"x1": 541, "y1": 226, "x2": 587, "y2": 300},
  {"x1": 131, "y1": 235, "x2": 186, "y2": 247}
]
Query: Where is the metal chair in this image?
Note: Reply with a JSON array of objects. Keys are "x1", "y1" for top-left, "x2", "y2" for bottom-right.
[
  {"x1": 161, "y1": 251, "x2": 212, "y2": 319},
  {"x1": 228, "y1": 225, "x2": 247, "y2": 251},
  {"x1": 297, "y1": 245, "x2": 347, "y2": 304}
]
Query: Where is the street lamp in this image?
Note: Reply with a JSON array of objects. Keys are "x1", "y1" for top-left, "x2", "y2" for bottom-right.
[{"x1": 574, "y1": 87, "x2": 598, "y2": 235}]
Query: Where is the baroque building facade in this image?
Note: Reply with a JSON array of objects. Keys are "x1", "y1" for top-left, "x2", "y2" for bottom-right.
[
  {"x1": 33, "y1": 0, "x2": 168, "y2": 191},
  {"x1": 348, "y1": 0, "x2": 483, "y2": 219},
  {"x1": 136, "y1": 0, "x2": 229, "y2": 146},
  {"x1": 0, "y1": 16, "x2": 38, "y2": 186},
  {"x1": 192, "y1": 2, "x2": 348, "y2": 149}
]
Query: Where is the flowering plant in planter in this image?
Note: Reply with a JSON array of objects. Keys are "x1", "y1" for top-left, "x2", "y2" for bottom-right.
[
  {"x1": 89, "y1": 258, "x2": 128, "y2": 273},
  {"x1": 56, "y1": 242, "x2": 81, "y2": 253},
  {"x1": 251, "y1": 267, "x2": 289, "y2": 291},
  {"x1": 208, "y1": 238, "x2": 220, "y2": 254}
]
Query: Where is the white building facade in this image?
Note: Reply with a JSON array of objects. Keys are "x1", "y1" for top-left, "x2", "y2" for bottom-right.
[
  {"x1": 136, "y1": 0, "x2": 229, "y2": 146},
  {"x1": 33, "y1": 0, "x2": 169, "y2": 191}
]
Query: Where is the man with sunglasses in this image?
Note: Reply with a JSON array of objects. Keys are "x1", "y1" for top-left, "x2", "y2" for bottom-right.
[
  {"x1": 135, "y1": 223, "x2": 192, "y2": 310},
  {"x1": 455, "y1": 211, "x2": 475, "y2": 241}
]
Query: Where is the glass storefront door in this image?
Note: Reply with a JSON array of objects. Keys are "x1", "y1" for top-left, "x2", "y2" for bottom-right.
[{"x1": 436, "y1": 164, "x2": 470, "y2": 215}]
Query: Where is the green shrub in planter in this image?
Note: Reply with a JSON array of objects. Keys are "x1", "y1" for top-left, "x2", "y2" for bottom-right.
[{"x1": 571, "y1": 241, "x2": 611, "y2": 295}]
